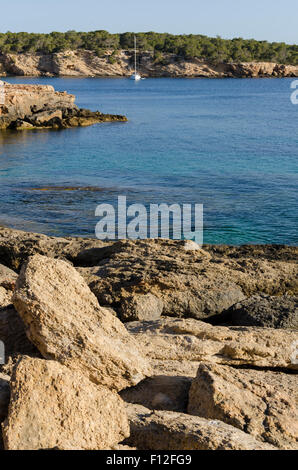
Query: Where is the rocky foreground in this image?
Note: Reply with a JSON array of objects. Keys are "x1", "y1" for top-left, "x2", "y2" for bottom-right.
[
  {"x1": 0, "y1": 50, "x2": 298, "y2": 78},
  {"x1": 0, "y1": 226, "x2": 297, "y2": 450},
  {"x1": 0, "y1": 82, "x2": 127, "y2": 130}
]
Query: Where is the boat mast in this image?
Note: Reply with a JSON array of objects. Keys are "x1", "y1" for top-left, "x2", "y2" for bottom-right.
[{"x1": 134, "y1": 35, "x2": 137, "y2": 75}]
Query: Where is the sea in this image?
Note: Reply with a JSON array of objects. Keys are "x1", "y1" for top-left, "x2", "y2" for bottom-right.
[{"x1": 0, "y1": 76, "x2": 297, "y2": 245}]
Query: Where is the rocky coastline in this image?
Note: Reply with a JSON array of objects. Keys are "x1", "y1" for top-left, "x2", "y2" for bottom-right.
[
  {"x1": 0, "y1": 50, "x2": 297, "y2": 78},
  {"x1": 0, "y1": 225, "x2": 297, "y2": 450},
  {"x1": 0, "y1": 82, "x2": 127, "y2": 130}
]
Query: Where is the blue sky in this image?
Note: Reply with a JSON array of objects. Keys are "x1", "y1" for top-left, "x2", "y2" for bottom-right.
[{"x1": 1, "y1": 0, "x2": 297, "y2": 44}]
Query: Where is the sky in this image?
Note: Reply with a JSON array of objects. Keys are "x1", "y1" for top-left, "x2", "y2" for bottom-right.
[{"x1": 0, "y1": 0, "x2": 297, "y2": 44}]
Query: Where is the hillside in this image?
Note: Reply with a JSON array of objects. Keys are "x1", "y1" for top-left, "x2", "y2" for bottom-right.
[
  {"x1": 0, "y1": 31, "x2": 297, "y2": 78},
  {"x1": 0, "y1": 31, "x2": 297, "y2": 65}
]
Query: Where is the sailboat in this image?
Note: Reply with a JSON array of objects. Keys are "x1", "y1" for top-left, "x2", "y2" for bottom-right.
[{"x1": 130, "y1": 35, "x2": 141, "y2": 81}]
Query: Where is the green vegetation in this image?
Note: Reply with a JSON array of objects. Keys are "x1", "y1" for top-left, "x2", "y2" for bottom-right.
[{"x1": 0, "y1": 31, "x2": 297, "y2": 65}]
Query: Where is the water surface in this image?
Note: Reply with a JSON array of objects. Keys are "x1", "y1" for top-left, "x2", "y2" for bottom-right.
[{"x1": 0, "y1": 77, "x2": 297, "y2": 244}]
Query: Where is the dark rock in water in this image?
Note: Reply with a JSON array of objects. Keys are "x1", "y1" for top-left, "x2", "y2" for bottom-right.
[
  {"x1": 0, "y1": 83, "x2": 127, "y2": 130},
  {"x1": 216, "y1": 294, "x2": 298, "y2": 330}
]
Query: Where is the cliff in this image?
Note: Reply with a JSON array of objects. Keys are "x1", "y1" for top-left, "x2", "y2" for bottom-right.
[
  {"x1": 0, "y1": 50, "x2": 297, "y2": 78},
  {"x1": 0, "y1": 82, "x2": 127, "y2": 130}
]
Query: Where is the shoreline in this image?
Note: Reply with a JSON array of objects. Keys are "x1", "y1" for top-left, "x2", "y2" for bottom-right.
[
  {"x1": 1, "y1": 222, "x2": 297, "y2": 248},
  {"x1": 1, "y1": 51, "x2": 297, "y2": 79}
]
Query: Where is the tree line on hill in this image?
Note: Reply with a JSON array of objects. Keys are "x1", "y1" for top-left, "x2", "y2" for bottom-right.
[{"x1": 0, "y1": 31, "x2": 297, "y2": 65}]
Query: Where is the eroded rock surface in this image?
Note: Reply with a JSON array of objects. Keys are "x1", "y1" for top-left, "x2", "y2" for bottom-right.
[
  {"x1": 0, "y1": 264, "x2": 17, "y2": 291},
  {"x1": 13, "y1": 255, "x2": 151, "y2": 391},
  {"x1": 0, "y1": 265, "x2": 17, "y2": 310},
  {"x1": 78, "y1": 239, "x2": 298, "y2": 321},
  {"x1": 188, "y1": 363, "x2": 298, "y2": 449},
  {"x1": 1, "y1": 229, "x2": 297, "y2": 327},
  {"x1": 126, "y1": 317, "x2": 298, "y2": 371},
  {"x1": 0, "y1": 225, "x2": 110, "y2": 271},
  {"x1": 2, "y1": 357, "x2": 130, "y2": 450},
  {"x1": 0, "y1": 288, "x2": 12, "y2": 309},
  {"x1": 124, "y1": 404, "x2": 276, "y2": 450}
]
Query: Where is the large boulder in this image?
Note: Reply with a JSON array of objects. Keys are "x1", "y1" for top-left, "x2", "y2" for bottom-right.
[
  {"x1": 78, "y1": 239, "x2": 298, "y2": 321},
  {"x1": 217, "y1": 294, "x2": 298, "y2": 330},
  {"x1": 13, "y1": 255, "x2": 151, "y2": 391},
  {"x1": 126, "y1": 317, "x2": 298, "y2": 371},
  {"x1": 2, "y1": 357, "x2": 129, "y2": 450},
  {"x1": 188, "y1": 363, "x2": 298, "y2": 450},
  {"x1": 124, "y1": 404, "x2": 276, "y2": 450}
]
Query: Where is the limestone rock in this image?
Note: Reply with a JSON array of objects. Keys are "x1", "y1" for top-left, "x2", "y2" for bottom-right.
[
  {"x1": 126, "y1": 317, "x2": 298, "y2": 370},
  {"x1": 0, "y1": 287, "x2": 12, "y2": 309},
  {"x1": 120, "y1": 375, "x2": 191, "y2": 412},
  {"x1": 0, "y1": 264, "x2": 16, "y2": 308},
  {"x1": 188, "y1": 363, "x2": 298, "y2": 449},
  {"x1": 78, "y1": 239, "x2": 297, "y2": 321},
  {"x1": 0, "y1": 264, "x2": 17, "y2": 290},
  {"x1": 2, "y1": 357, "x2": 130, "y2": 450},
  {"x1": 120, "y1": 293, "x2": 163, "y2": 322},
  {"x1": 0, "y1": 373, "x2": 10, "y2": 423},
  {"x1": 124, "y1": 404, "x2": 276, "y2": 450},
  {"x1": 13, "y1": 255, "x2": 151, "y2": 391},
  {"x1": 13, "y1": 120, "x2": 34, "y2": 130},
  {"x1": 150, "y1": 359, "x2": 200, "y2": 378},
  {"x1": 111, "y1": 444, "x2": 137, "y2": 450},
  {"x1": 0, "y1": 83, "x2": 127, "y2": 129},
  {"x1": 0, "y1": 225, "x2": 110, "y2": 271},
  {"x1": 218, "y1": 294, "x2": 298, "y2": 330}
]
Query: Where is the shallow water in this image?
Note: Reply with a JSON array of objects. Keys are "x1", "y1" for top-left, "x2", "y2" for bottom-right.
[{"x1": 0, "y1": 77, "x2": 297, "y2": 244}]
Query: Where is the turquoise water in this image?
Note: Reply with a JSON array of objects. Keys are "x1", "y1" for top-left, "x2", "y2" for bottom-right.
[{"x1": 0, "y1": 77, "x2": 297, "y2": 244}]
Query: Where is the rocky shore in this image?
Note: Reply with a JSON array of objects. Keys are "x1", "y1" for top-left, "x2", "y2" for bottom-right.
[
  {"x1": 0, "y1": 226, "x2": 297, "y2": 450},
  {"x1": 0, "y1": 82, "x2": 127, "y2": 130},
  {"x1": 0, "y1": 50, "x2": 297, "y2": 78}
]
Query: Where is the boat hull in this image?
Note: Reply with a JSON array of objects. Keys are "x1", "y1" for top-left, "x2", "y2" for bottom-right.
[{"x1": 130, "y1": 73, "x2": 142, "y2": 81}]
